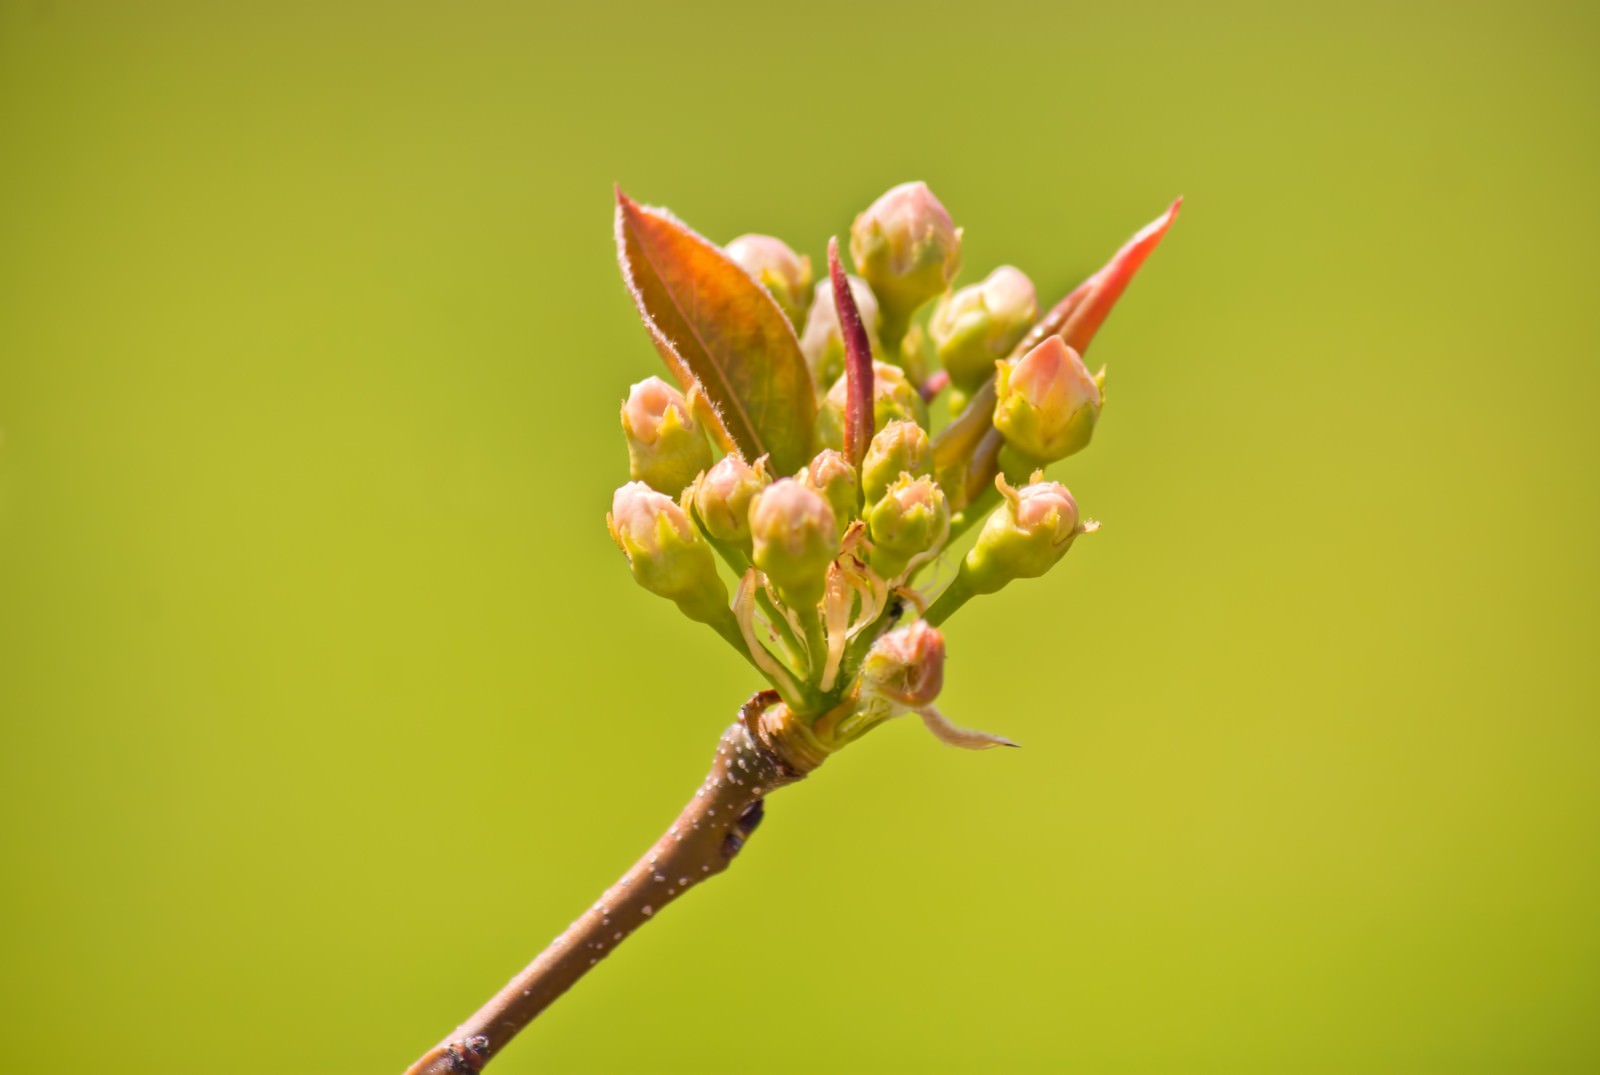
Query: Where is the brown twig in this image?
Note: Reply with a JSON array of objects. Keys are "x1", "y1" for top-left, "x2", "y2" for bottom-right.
[{"x1": 404, "y1": 691, "x2": 827, "y2": 1074}]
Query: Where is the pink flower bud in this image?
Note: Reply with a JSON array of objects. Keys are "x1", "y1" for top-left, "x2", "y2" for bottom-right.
[
  {"x1": 860, "y1": 620, "x2": 945, "y2": 707},
  {"x1": 799, "y1": 273, "x2": 881, "y2": 389},
  {"x1": 930, "y1": 265, "x2": 1039, "y2": 392},
  {"x1": 992, "y1": 336, "x2": 1102, "y2": 463},
  {"x1": 860, "y1": 418, "x2": 931, "y2": 505},
  {"x1": 691, "y1": 455, "x2": 769, "y2": 547},
  {"x1": 610, "y1": 481, "x2": 691, "y2": 550},
  {"x1": 962, "y1": 475, "x2": 1082, "y2": 595},
  {"x1": 726, "y1": 234, "x2": 813, "y2": 329},
  {"x1": 607, "y1": 481, "x2": 728, "y2": 622},
  {"x1": 749, "y1": 479, "x2": 840, "y2": 610},
  {"x1": 849, "y1": 181, "x2": 962, "y2": 318},
  {"x1": 1013, "y1": 480, "x2": 1080, "y2": 538},
  {"x1": 621, "y1": 376, "x2": 713, "y2": 495},
  {"x1": 797, "y1": 449, "x2": 860, "y2": 538},
  {"x1": 865, "y1": 474, "x2": 949, "y2": 579}
]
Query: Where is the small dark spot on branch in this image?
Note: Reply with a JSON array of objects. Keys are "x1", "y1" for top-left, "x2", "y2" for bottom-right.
[
  {"x1": 445, "y1": 1039, "x2": 487, "y2": 1074},
  {"x1": 724, "y1": 797, "x2": 764, "y2": 857}
]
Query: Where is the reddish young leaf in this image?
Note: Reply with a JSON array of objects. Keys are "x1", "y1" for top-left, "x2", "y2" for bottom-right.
[
  {"x1": 933, "y1": 198, "x2": 1181, "y2": 507},
  {"x1": 615, "y1": 189, "x2": 818, "y2": 476},
  {"x1": 1059, "y1": 197, "x2": 1182, "y2": 353},
  {"x1": 828, "y1": 237, "x2": 874, "y2": 467}
]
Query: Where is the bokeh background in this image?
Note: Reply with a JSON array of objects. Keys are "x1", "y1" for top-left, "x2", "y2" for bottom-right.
[{"x1": 2, "y1": 1, "x2": 1597, "y2": 1071}]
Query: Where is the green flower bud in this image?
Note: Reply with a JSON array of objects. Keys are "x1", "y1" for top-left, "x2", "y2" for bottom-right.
[
  {"x1": 608, "y1": 481, "x2": 729, "y2": 624},
  {"x1": 749, "y1": 478, "x2": 840, "y2": 611},
  {"x1": 849, "y1": 181, "x2": 962, "y2": 319},
  {"x1": 726, "y1": 234, "x2": 813, "y2": 329},
  {"x1": 860, "y1": 418, "x2": 931, "y2": 506},
  {"x1": 962, "y1": 475, "x2": 1082, "y2": 595},
  {"x1": 799, "y1": 273, "x2": 882, "y2": 389},
  {"x1": 621, "y1": 376, "x2": 713, "y2": 496},
  {"x1": 691, "y1": 454, "x2": 770, "y2": 548},
  {"x1": 797, "y1": 449, "x2": 860, "y2": 538},
  {"x1": 866, "y1": 473, "x2": 949, "y2": 578},
  {"x1": 930, "y1": 265, "x2": 1039, "y2": 392},
  {"x1": 859, "y1": 620, "x2": 944, "y2": 708},
  {"x1": 992, "y1": 336, "x2": 1103, "y2": 464},
  {"x1": 817, "y1": 361, "x2": 929, "y2": 451}
]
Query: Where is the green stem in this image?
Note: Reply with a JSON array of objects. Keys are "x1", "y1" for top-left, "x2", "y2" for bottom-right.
[
  {"x1": 799, "y1": 605, "x2": 828, "y2": 681},
  {"x1": 754, "y1": 589, "x2": 805, "y2": 666},
  {"x1": 878, "y1": 308, "x2": 910, "y2": 368},
  {"x1": 924, "y1": 569, "x2": 977, "y2": 627},
  {"x1": 696, "y1": 530, "x2": 806, "y2": 680}
]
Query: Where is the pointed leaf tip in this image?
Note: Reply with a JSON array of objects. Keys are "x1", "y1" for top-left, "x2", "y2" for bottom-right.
[
  {"x1": 931, "y1": 197, "x2": 1181, "y2": 506},
  {"x1": 615, "y1": 193, "x2": 818, "y2": 474},
  {"x1": 829, "y1": 236, "x2": 874, "y2": 467},
  {"x1": 1060, "y1": 195, "x2": 1181, "y2": 354}
]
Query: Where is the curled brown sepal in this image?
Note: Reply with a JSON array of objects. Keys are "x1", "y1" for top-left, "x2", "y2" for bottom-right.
[
  {"x1": 829, "y1": 235, "x2": 875, "y2": 468},
  {"x1": 932, "y1": 198, "x2": 1181, "y2": 508},
  {"x1": 916, "y1": 705, "x2": 1019, "y2": 750}
]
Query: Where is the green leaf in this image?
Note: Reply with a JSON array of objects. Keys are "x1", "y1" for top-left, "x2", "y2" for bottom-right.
[{"x1": 615, "y1": 189, "x2": 818, "y2": 476}]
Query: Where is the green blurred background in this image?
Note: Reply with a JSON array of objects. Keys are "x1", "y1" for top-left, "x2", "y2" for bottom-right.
[{"x1": 2, "y1": 0, "x2": 1597, "y2": 1071}]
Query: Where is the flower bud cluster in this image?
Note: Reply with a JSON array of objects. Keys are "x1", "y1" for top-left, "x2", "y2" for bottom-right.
[{"x1": 604, "y1": 179, "x2": 1166, "y2": 752}]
